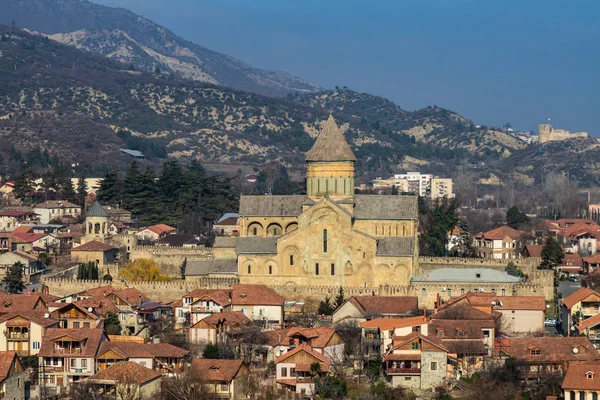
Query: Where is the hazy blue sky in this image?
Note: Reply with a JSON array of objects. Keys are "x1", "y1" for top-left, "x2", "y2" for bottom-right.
[{"x1": 95, "y1": 0, "x2": 599, "y2": 134}]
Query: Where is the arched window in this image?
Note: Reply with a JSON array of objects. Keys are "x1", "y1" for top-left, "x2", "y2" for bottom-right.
[
  {"x1": 461, "y1": 288, "x2": 465, "y2": 295},
  {"x1": 315, "y1": 263, "x2": 320, "y2": 275},
  {"x1": 269, "y1": 265, "x2": 272, "y2": 275},
  {"x1": 402, "y1": 226, "x2": 406, "y2": 236},
  {"x1": 388, "y1": 226, "x2": 391, "y2": 235},
  {"x1": 331, "y1": 263, "x2": 335, "y2": 276},
  {"x1": 501, "y1": 288, "x2": 506, "y2": 296},
  {"x1": 253, "y1": 227, "x2": 257, "y2": 235},
  {"x1": 491, "y1": 288, "x2": 496, "y2": 294},
  {"x1": 323, "y1": 229, "x2": 328, "y2": 253},
  {"x1": 421, "y1": 288, "x2": 426, "y2": 297},
  {"x1": 395, "y1": 226, "x2": 398, "y2": 236},
  {"x1": 247, "y1": 265, "x2": 251, "y2": 274},
  {"x1": 94, "y1": 223, "x2": 100, "y2": 234},
  {"x1": 290, "y1": 255, "x2": 294, "y2": 266}
]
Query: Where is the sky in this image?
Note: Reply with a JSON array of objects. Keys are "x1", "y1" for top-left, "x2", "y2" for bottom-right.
[{"x1": 94, "y1": 0, "x2": 599, "y2": 134}]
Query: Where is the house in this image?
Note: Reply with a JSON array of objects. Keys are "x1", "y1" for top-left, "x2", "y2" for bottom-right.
[
  {"x1": 107, "y1": 222, "x2": 128, "y2": 236},
  {"x1": 120, "y1": 149, "x2": 145, "y2": 159},
  {"x1": 82, "y1": 361, "x2": 162, "y2": 400},
  {"x1": 173, "y1": 289, "x2": 232, "y2": 328},
  {"x1": 95, "y1": 342, "x2": 189, "y2": 375},
  {"x1": 0, "y1": 351, "x2": 26, "y2": 400},
  {"x1": 38, "y1": 328, "x2": 107, "y2": 393},
  {"x1": 70, "y1": 240, "x2": 119, "y2": 268},
  {"x1": 102, "y1": 288, "x2": 152, "y2": 337},
  {"x1": 275, "y1": 343, "x2": 330, "y2": 396},
  {"x1": 105, "y1": 207, "x2": 132, "y2": 224},
  {"x1": 521, "y1": 244, "x2": 543, "y2": 258},
  {"x1": 531, "y1": 220, "x2": 562, "y2": 240},
  {"x1": 560, "y1": 253, "x2": 584, "y2": 276},
  {"x1": 0, "y1": 311, "x2": 59, "y2": 356},
  {"x1": 157, "y1": 234, "x2": 201, "y2": 247},
  {"x1": 188, "y1": 311, "x2": 253, "y2": 345},
  {"x1": 0, "y1": 210, "x2": 38, "y2": 231},
  {"x1": 189, "y1": 358, "x2": 249, "y2": 400},
  {"x1": 561, "y1": 288, "x2": 600, "y2": 336},
  {"x1": 586, "y1": 254, "x2": 600, "y2": 275},
  {"x1": 50, "y1": 303, "x2": 101, "y2": 329},
  {"x1": 11, "y1": 231, "x2": 59, "y2": 253},
  {"x1": 574, "y1": 314, "x2": 600, "y2": 347},
  {"x1": 561, "y1": 361, "x2": 600, "y2": 400},
  {"x1": 383, "y1": 332, "x2": 448, "y2": 390},
  {"x1": 0, "y1": 181, "x2": 16, "y2": 198},
  {"x1": 0, "y1": 232, "x2": 11, "y2": 251},
  {"x1": 33, "y1": 200, "x2": 81, "y2": 224},
  {"x1": 443, "y1": 292, "x2": 546, "y2": 335},
  {"x1": 136, "y1": 224, "x2": 176, "y2": 243},
  {"x1": 214, "y1": 216, "x2": 240, "y2": 237},
  {"x1": 0, "y1": 294, "x2": 48, "y2": 316},
  {"x1": 263, "y1": 327, "x2": 345, "y2": 363},
  {"x1": 332, "y1": 295, "x2": 419, "y2": 324},
  {"x1": 494, "y1": 337, "x2": 599, "y2": 378},
  {"x1": 230, "y1": 284, "x2": 285, "y2": 329},
  {"x1": 360, "y1": 315, "x2": 429, "y2": 358},
  {"x1": 0, "y1": 251, "x2": 47, "y2": 283},
  {"x1": 473, "y1": 226, "x2": 527, "y2": 259}
]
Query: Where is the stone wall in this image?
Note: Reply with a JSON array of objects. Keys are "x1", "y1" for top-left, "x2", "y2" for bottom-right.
[
  {"x1": 129, "y1": 245, "x2": 213, "y2": 277},
  {"x1": 418, "y1": 256, "x2": 541, "y2": 274}
]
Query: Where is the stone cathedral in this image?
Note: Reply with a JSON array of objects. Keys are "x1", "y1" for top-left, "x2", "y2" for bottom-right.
[{"x1": 234, "y1": 114, "x2": 419, "y2": 287}]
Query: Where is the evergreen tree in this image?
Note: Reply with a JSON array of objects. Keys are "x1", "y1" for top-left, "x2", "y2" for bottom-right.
[
  {"x1": 180, "y1": 258, "x2": 187, "y2": 279},
  {"x1": 104, "y1": 312, "x2": 121, "y2": 335},
  {"x1": 506, "y1": 206, "x2": 529, "y2": 229},
  {"x1": 96, "y1": 169, "x2": 122, "y2": 207},
  {"x1": 122, "y1": 161, "x2": 142, "y2": 213},
  {"x1": 76, "y1": 173, "x2": 88, "y2": 209},
  {"x1": 540, "y1": 236, "x2": 564, "y2": 270},
  {"x1": 419, "y1": 197, "x2": 459, "y2": 256},
  {"x1": 13, "y1": 170, "x2": 34, "y2": 201},
  {"x1": 334, "y1": 287, "x2": 345, "y2": 309},
  {"x1": 3, "y1": 262, "x2": 25, "y2": 294},
  {"x1": 318, "y1": 296, "x2": 334, "y2": 315},
  {"x1": 391, "y1": 185, "x2": 398, "y2": 195}
]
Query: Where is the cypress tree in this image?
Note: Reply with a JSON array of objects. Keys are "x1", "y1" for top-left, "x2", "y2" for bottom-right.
[
  {"x1": 76, "y1": 173, "x2": 88, "y2": 209},
  {"x1": 3, "y1": 262, "x2": 25, "y2": 294},
  {"x1": 97, "y1": 169, "x2": 122, "y2": 207}
]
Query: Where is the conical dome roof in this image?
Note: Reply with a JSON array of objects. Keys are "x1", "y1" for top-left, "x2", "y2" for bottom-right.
[
  {"x1": 86, "y1": 200, "x2": 109, "y2": 218},
  {"x1": 305, "y1": 114, "x2": 356, "y2": 162}
]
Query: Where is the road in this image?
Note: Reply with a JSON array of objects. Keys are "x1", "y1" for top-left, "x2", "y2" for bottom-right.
[{"x1": 558, "y1": 280, "x2": 581, "y2": 301}]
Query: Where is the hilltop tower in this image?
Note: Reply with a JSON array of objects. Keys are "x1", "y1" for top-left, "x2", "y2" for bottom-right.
[
  {"x1": 305, "y1": 113, "x2": 356, "y2": 199},
  {"x1": 83, "y1": 200, "x2": 110, "y2": 243}
]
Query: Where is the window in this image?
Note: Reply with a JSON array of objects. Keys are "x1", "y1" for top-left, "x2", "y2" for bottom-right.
[
  {"x1": 457, "y1": 330, "x2": 465, "y2": 337},
  {"x1": 430, "y1": 361, "x2": 438, "y2": 371},
  {"x1": 253, "y1": 227, "x2": 257, "y2": 235},
  {"x1": 290, "y1": 255, "x2": 294, "y2": 266},
  {"x1": 529, "y1": 349, "x2": 541, "y2": 355},
  {"x1": 32, "y1": 341, "x2": 40, "y2": 350},
  {"x1": 140, "y1": 361, "x2": 146, "y2": 367},
  {"x1": 587, "y1": 372, "x2": 594, "y2": 379},
  {"x1": 81, "y1": 359, "x2": 87, "y2": 369},
  {"x1": 411, "y1": 342, "x2": 419, "y2": 349},
  {"x1": 595, "y1": 304, "x2": 600, "y2": 312},
  {"x1": 316, "y1": 263, "x2": 320, "y2": 275},
  {"x1": 221, "y1": 384, "x2": 228, "y2": 392},
  {"x1": 178, "y1": 309, "x2": 184, "y2": 318},
  {"x1": 247, "y1": 265, "x2": 251, "y2": 274},
  {"x1": 405, "y1": 377, "x2": 411, "y2": 381},
  {"x1": 421, "y1": 288, "x2": 426, "y2": 297},
  {"x1": 476, "y1": 273, "x2": 481, "y2": 278},
  {"x1": 447, "y1": 288, "x2": 451, "y2": 297},
  {"x1": 53, "y1": 358, "x2": 58, "y2": 366},
  {"x1": 323, "y1": 229, "x2": 328, "y2": 253},
  {"x1": 121, "y1": 314, "x2": 127, "y2": 321},
  {"x1": 483, "y1": 330, "x2": 490, "y2": 338},
  {"x1": 184, "y1": 297, "x2": 193, "y2": 304},
  {"x1": 331, "y1": 263, "x2": 335, "y2": 276},
  {"x1": 501, "y1": 288, "x2": 506, "y2": 296},
  {"x1": 580, "y1": 392, "x2": 586, "y2": 400},
  {"x1": 437, "y1": 330, "x2": 444, "y2": 338},
  {"x1": 73, "y1": 322, "x2": 80, "y2": 329},
  {"x1": 281, "y1": 367, "x2": 287, "y2": 377},
  {"x1": 70, "y1": 359, "x2": 77, "y2": 368},
  {"x1": 461, "y1": 288, "x2": 465, "y2": 295},
  {"x1": 269, "y1": 265, "x2": 272, "y2": 275}
]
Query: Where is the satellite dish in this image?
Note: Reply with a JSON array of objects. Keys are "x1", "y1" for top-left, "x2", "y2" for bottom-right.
[
  {"x1": 573, "y1": 347, "x2": 579, "y2": 354},
  {"x1": 491, "y1": 301, "x2": 497, "y2": 306},
  {"x1": 275, "y1": 350, "x2": 280, "y2": 357},
  {"x1": 44, "y1": 313, "x2": 49, "y2": 319},
  {"x1": 280, "y1": 346, "x2": 285, "y2": 352},
  {"x1": 88, "y1": 307, "x2": 93, "y2": 312}
]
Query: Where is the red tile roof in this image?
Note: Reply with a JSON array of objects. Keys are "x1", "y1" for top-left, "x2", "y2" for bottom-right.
[
  {"x1": 35, "y1": 200, "x2": 80, "y2": 209},
  {"x1": 275, "y1": 343, "x2": 331, "y2": 371},
  {"x1": 445, "y1": 292, "x2": 546, "y2": 311},
  {"x1": 141, "y1": 224, "x2": 176, "y2": 236},
  {"x1": 562, "y1": 361, "x2": 600, "y2": 391},
  {"x1": 72, "y1": 240, "x2": 117, "y2": 252},
  {"x1": 173, "y1": 289, "x2": 232, "y2": 308},
  {"x1": 97, "y1": 342, "x2": 189, "y2": 360},
  {"x1": 214, "y1": 217, "x2": 239, "y2": 226},
  {"x1": 495, "y1": 337, "x2": 599, "y2": 363},
  {"x1": 522, "y1": 245, "x2": 543, "y2": 257},
  {"x1": 111, "y1": 288, "x2": 151, "y2": 305},
  {"x1": 360, "y1": 316, "x2": 428, "y2": 331},
  {"x1": 12, "y1": 233, "x2": 47, "y2": 243},
  {"x1": 562, "y1": 287, "x2": 600, "y2": 309},
  {"x1": 387, "y1": 331, "x2": 448, "y2": 354},
  {"x1": 39, "y1": 328, "x2": 105, "y2": 358},
  {"x1": 475, "y1": 225, "x2": 525, "y2": 240},
  {"x1": 0, "y1": 211, "x2": 36, "y2": 217},
  {"x1": 344, "y1": 295, "x2": 419, "y2": 317},
  {"x1": 231, "y1": 284, "x2": 284, "y2": 306},
  {"x1": 89, "y1": 361, "x2": 161, "y2": 385},
  {"x1": 0, "y1": 352, "x2": 20, "y2": 382},
  {"x1": 0, "y1": 310, "x2": 58, "y2": 327},
  {"x1": 11, "y1": 226, "x2": 33, "y2": 235},
  {"x1": 192, "y1": 311, "x2": 252, "y2": 330},
  {"x1": 576, "y1": 313, "x2": 600, "y2": 332},
  {"x1": 263, "y1": 327, "x2": 340, "y2": 349},
  {"x1": 0, "y1": 294, "x2": 47, "y2": 314},
  {"x1": 189, "y1": 359, "x2": 248, "y2": 383}
]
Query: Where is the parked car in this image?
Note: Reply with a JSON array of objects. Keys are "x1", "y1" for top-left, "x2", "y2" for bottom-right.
[
  {"x1": 569, "y1": 276, "x2": 580, "y2": 282},
  {"x1": 544, "y1": 317, "x2": 557, "y2": 327}
]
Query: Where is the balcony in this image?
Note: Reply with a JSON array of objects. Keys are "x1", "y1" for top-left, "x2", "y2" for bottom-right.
[
  {"x1": 7, "y1": 333, "x2": 29, "y2": 340},
  {"x1": 363, "y1": 337, "x2": 382, "y2": 345},
  {"x1": 386, "y1": 367, "x2": 421, "y2": 375},
  {"x1": 53, "y1": 347, "x2": 82, "y2": 354},
  {"x1": 43, "y1": 366, "x2": 65, "y2": 372}
]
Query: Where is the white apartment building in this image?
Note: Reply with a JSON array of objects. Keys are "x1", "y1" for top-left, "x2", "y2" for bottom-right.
[{"x1": 372, "y1": 172, "x2": 454, "y2": 199}]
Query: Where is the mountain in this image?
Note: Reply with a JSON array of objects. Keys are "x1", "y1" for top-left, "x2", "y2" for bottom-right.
[
  {"x1": 1, "y1": 0, "x2": 320, "y2": 97},
  {"x1": 0, "y1": 27, "x2": 597, "y2": 188}
]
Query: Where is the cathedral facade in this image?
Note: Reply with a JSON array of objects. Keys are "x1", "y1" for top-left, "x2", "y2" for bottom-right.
[{"x1": 235, "y1": 114, "x2": 419, "y2": 288}]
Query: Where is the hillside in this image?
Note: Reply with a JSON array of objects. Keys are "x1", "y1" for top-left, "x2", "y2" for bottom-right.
[
  {"x1": 0, "y1": 27, "x2": 598, "y2": 187},
  {"x1": 1, "y1": 0, "x2": 320, "y2": 97}
]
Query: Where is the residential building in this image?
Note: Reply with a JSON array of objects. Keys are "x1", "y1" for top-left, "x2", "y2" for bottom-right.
[
  {"x1": 275, "y1": 343, "x2": 330, "y2": 396},
  {"x1": 521, "y1": 244, "x2": 542, "y2": 258},
  {"x1": 0, "y1": 251, "x2": 46, "y2": 283},
  {"x1": 473, "y1": 226, "x2": 527, "y2": 259},
  {"x1": 494, "y1": 337, "x2": 599, "y2": 378},
  {"x1": 332, "y1": 295, "x2": 419, "y2": 324},
  {"x1": 33, "y1": 200, "x2": 81, "y2": 224},
  {"x1": 0, "y1": 210, "x2": 38, "y2": 231},
  {"x1": 0, "y1": 181, "x2": 16, "y2": 198},
  {"x1": 230, "y1": 284, "x2": 285, "y2": 329},
  {"x1": 0, "y1": 294, "x2": 48, "y2": 316},
  {"x1": 83, "y1": 361, "x2": 162, "y2": 399},
  {"x1": 189, "y1": 359, "x2": 249, "y2": 400},
  {"x1": 560, "y1": 253, "x2": 584, "y2": 276},
  {"x1": 0, "y1": 232, "x2": 11, "y2": 251},
  {"x1": 431, "y1": 178, "x2": 454, "y2": 200},
  {"x1": 585, "y1": 254, "x2": 600, "y2": 275},
  {"x1": 390, "y1": 172, "x2": 432, "y2": 196},
  {"x1": 561, "y1": 361, "x2": 600, "y2": 400},
  {"x1": 38, "y1": 328, "x2": 107, "y2": 393},
  {"x1": 174, "y1": 289, "x2": 232, "y2": 328},
  {"x1": 561, "y1": 288, "x2": 600, "y2": 336},
  {"x1": 0, "y1": 351, "x2": 25, "y2": 400},
  {"x1": 383, "y1": 332, "x2": 448, "y2": 390},
  {"x1": 360, "y1": 315, "x2": 429, "y2": 357},
  {"x1": 0, "y1": 311, "x2": 59, "y2": 356},
  {"x1": 157, "y1": 234, "x2": 201, "y2": 247},
  {"x1": 263, "y1": 327, "x2": 345, "y2": 363},
  {"x1": 136, "y1": 224, "x2": 176, "y2": 243},
  {"x1": 188, "y1": 311, "x2": 253, "y2": 345},
  {"x1": 214, "y1": 215, "x2": 240, "y2": 237},
  {"x1": 50, "y1": 303, "x2": 101, "y2": 329},
  {"x1": 443, "y1": 292, "x2": 546, "y2": 335},
  {"x1": 574, "y1": 314, "x2": 600, "y2": 347},
  {"x1": 105, "y1": 207, "x2": 132, "y2": 224},
  {"x1": 95, "y1": 342, "x2": 189, "y2": 375},
  {"x1": 107, "y1": 222, "x2": 128, "y2": 236},
  {"x1": 70, "y1": 241, "x2": 118, "y2": 269}
]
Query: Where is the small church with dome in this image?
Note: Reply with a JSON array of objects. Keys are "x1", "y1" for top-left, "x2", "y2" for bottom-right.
[{"x1": 232, "y1": 114, "x2": 419, "y2": 288}]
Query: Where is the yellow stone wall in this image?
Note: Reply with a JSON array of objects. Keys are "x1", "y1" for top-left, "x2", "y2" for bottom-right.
[
  {"x1": 306, "y1": 161, "x2": 354, "y2": 198},
  {"x1": 240, "y1": 216, "x2": 299, "y2": 237},
  {"x1": 238, "y1": 198, "x2": 415, "y2": 287},
  {"x1": 352, "y1": 219, "x2": 415, "y2": 237}
]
